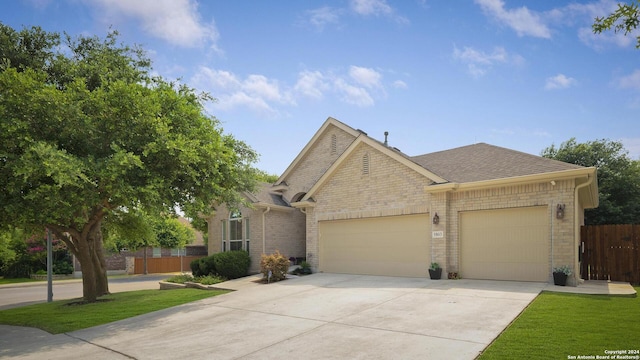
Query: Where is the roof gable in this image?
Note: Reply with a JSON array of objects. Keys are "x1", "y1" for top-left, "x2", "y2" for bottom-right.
[
  {"x1": 276, "y1": 117, "x2": 361, "y2": 185},
  {"x1": 411, "y1": 143, "x2": 584, "y2": 183},
  {"x1": 302, "y1": 135, "x2": 447, "y2": 201}
]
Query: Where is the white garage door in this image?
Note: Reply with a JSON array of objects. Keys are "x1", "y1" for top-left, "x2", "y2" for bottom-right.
[
  {"x1": 460, "y1": 206, "x2": 549, "y2": 282},
  {"x1": 319, "y1": 214, "x2": 430, "y2": 277}
]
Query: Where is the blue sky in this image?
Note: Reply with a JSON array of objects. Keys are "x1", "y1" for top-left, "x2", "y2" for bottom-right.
[{"x1": 2, "y1": 0, "x2": 639, "y2": 174}]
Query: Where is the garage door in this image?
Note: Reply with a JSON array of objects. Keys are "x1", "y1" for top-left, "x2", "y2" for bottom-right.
[
  {"x1": 319, "y1": 214, "x2": 430, "y2": 277},
  {"x1": 460, "y1": 206, "x2": 549, "y2": 282}
]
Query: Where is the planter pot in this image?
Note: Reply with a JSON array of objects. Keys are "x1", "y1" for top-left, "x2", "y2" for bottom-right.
[
  {"x1": 553, "y1": 272, "x2": 568, "y2": 286},
  {"x1": 428, "y1": 268, "x2": 442, "y2": 280}
]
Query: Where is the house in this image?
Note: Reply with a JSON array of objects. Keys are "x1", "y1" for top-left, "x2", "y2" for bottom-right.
[{"x1": 205, "y1": 117, "x2": 598, "y2": 285}]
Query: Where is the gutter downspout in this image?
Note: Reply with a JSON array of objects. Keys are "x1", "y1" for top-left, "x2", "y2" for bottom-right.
[
  {"x1": 262, "y1": 207, "x2": 271, "y2": 254},
  {"x1": 574, "y1": 175, "x2": 594, "y2": 285}
]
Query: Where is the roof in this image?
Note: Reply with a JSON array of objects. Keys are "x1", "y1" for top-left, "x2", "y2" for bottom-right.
[
  {"x1": 411, "y1": 143, "x2": 584, "y2": 183},
  {"x1": 245, "y1": 182, "x2": 289, "y2": 208}
]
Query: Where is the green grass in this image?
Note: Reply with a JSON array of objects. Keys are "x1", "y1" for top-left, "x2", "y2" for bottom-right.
[
  {"x1": 0, "y1": 288, "x2": 229, "y2": 334},
  {"x1": 479, "y1": 287, "x2": 640, "y2": 359},
  {"x1": 0, "y1": 277, "x2": 40, "y2": 285}
]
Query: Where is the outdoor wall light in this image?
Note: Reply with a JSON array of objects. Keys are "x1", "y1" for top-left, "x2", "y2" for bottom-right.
[
  {"x1": 432, "y1": 213, "x2": 439, "y2": 225},
  {"x1": 556, "y1": 204, "x2": 565, "y2": 219}
]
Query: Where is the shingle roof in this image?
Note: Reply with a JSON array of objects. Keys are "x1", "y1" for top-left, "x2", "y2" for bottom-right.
[
  {"x1": 252, "y1": 182, "x2": 289, "y2": 207},
  {"x1": 410, "y1": 143, "x2": 584, "y2": 183}
]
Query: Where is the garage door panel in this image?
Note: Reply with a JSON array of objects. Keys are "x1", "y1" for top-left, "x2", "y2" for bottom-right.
[
  {"x1": 461, "y1": 207, "x2": 549, "y2": 282},
  {"x1": 319, "y1": 214, "x2": 430, "y2": 277}
]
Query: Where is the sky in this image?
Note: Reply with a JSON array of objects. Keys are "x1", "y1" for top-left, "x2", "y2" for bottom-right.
[{"x1": 2, "y1": 0, "x2": 639, "y2": 174}]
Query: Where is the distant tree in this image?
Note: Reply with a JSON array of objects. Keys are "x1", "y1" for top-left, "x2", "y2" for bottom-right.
[
  {"x1": 593, "y1": 0, "x2": 640, "y2": 48},
  {"x1": 104, "y1": 210, "x2": 194, "y2": 274},
  {"x1": 255, "y1": 169, "x2": 279, "y2": 184},
  {"x1": 0, "y1": 24, "x2": 257, "y2": 301},
  {"x1": 542, "y1": 138, "x2": 640, "y2": 224}
]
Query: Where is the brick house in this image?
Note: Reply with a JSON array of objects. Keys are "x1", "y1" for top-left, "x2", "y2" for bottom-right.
[{"x1": 205, "y1": 117, "x2": 598, "y2": 285}]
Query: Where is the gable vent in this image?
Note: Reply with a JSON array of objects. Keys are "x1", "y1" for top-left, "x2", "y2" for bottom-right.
[
  {"x1": 330, "y1": 134, "x2": 337, "y2": 155},
  {"x1": 362, "y1": 153, "x2": 370, "y2": 175}
]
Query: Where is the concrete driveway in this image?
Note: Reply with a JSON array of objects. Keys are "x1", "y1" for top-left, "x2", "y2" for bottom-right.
[{"x1": 0, "y1": 273, "x2": 546, "y2": 359}]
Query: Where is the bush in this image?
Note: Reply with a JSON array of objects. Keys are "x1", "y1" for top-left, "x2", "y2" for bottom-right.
[
  {"x1": 260, "y1": 250, "x2": 290, "y2": 282},
  {"x1": 166, "y1": 274, "x2": 195, "y2": 284},
  {"x1": 190, "y1": 258, "x2": 202, "y2": 276},
  {"x1": 214, "y1": 251, "x2": 250, "y2": 279},
  {"x1": 199, "y1": 255, "x2": 217, "y2": 276},
  {"x1": 197, "y1": 274, "x2": 226, "y2": 285},
  {"x1": 53, "y1": 260, "x2": 73, "y2": 275},
  {"x1": 292, "y1": 261, "x2": 312, "y2": 275}
]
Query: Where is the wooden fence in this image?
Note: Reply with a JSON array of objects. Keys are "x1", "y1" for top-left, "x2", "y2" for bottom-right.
[
  {"x1": 134, "y1": 256, "x2": 204, "y2": 274},
  {"x1": 581, "y1": 224, "x2": 640, "y2": 284}
]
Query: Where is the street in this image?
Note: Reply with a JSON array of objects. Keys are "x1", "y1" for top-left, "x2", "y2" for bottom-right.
[{"x1": 0, "y1": 274, "x2": 173, "y2": 310}]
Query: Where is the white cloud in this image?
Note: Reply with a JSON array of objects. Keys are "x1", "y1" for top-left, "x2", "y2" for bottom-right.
[
  {"x1": 475, "y1": 0, "x2": 551, "y2": 38},
  {"x1": 192, "y1": 64, "x2": 392, "y2": 113},
  {"x1": 294, "y1": 70, "x2": 330, "y2": 100},
  {"x1": 453, "y1": 46, "x2": 522, "y2": 77},
  {"x1": 545, "y1": 74, "x2": 577, "y2": 90},
  {"x1": 349, "y1": 0, "x2": 409, "y2": 24},
  {"x1": 454, "y1": 46, "x2": 507, "y2": 65},
  {"x1": 190, "y1": 67, "x2": 294, "y2": 116},
  {"x1": 617, "y1": 70, "x2": 640, "y2": 90},
  {"x1": 305, "y1": 6, "x2": 342, "y2": 31},
  {"x1": 392, "y1": 80, "x2": 408, "y2": 89},
  {"x1": 87, "y1": 0, "x2": 219, "y2": 49},
  {"x1": 334, "y1": 78, "x2": 375, "y2": 107},
  {"x1": 349, "y1": 66, "x2": 382, "y2": 88}
]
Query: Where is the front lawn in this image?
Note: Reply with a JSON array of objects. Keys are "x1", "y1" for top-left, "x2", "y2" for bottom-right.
[
  {"x1": 479, "y1": 287, "x2": 639, "y2": 359},
  {"x1": 0, "y1": 288, "x2": 228, "y2": 334}
]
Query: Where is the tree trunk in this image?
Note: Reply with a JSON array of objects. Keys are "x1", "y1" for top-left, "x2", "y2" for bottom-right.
[{"x1": 55, "y1": 219, "x2": 110, "y2": 302}]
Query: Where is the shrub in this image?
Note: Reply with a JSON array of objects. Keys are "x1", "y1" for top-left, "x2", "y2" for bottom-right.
[
  {"x1": 166, "y1": 274, "x2": 195, "y2": 284},
  {"x1": 199, "y1": 255, "x2": 217, "y2": 276},
  {"x1": 260, "y1": 250, "x2": 290, "y2": 282},
  {"x1": 196, "y1": 274, "x2": 226, "y2": 285},
  {"x1": 53, "y1": 260, "x2": 73, "y2": 275},
  {"x1": 190, "y1": 258, "x2": 203, "y2": 276},
  {"x1": 213, "y1": 251, "x2": 250, "y2": 279}
]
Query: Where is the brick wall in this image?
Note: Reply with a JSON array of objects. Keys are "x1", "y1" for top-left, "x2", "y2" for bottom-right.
[
  {"x1": 282, "y1": 124, "x2": 356, "y2": 203},
  {"x1": 206, "y1": 203, "x2": 305, "y2": 273}
]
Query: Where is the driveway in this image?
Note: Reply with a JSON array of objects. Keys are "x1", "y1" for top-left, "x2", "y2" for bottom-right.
[{"x1": 0, "y1": 273, "x2": 545, "y2": 359}]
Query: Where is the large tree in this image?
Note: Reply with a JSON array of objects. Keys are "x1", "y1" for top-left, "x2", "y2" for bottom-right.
[
  {"x1": 593, "y1": 0, "x2": 640, "y2": 48},
  {"x1": 0, "y1": 24, "x2": 257, "y2": 301},
  {"x1": 542, "y1": 138, "x2": 640, "y2": 225}
]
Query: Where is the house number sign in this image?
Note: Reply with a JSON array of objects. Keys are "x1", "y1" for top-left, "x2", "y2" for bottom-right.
[{"x1": 432, "y1": 231, "x2": 444, "y2": 238}]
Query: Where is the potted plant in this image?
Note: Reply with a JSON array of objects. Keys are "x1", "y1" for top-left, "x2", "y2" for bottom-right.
[
  {"x1": 429, "y1": 262, "x2": 442, "y2": 280},
  {"x1": 553, "y1": 265, "x2": 572, "y2": 286}
]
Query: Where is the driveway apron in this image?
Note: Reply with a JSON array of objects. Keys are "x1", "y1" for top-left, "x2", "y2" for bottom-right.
[{"x1": 0, "y1": 274, "x2": 545, "y2": 359}]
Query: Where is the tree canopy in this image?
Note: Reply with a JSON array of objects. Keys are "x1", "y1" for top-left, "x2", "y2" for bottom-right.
[
  {"x1": 0, "y1": 23, "x2": 257, "y2": 301},
  {"x1": 542, "y1": 138, "x2": 640, "y2": 225},
  {"x1": 593, "y1": 0, "x2": 640, "y2": 48}
]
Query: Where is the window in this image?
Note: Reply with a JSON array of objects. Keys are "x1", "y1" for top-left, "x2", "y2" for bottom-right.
[
  {"x1": 152, "y1": 247, "x2": 161, "y2": 258},
  {"x1": 221, "y1": 220, "x2": 227, "y2": 252},
  {"x1": 245, "y1": 218, "x2": 250, "y2": 255},
  {"x1": 229, "y1": 210, "x2": 243, "y2": 251}
]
